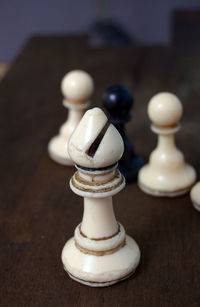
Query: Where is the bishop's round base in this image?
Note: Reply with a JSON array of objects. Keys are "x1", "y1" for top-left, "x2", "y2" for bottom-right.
[
  {"x1": 67, "y1": 269, "x2": 135, "y2": 287},
  {"x1": 61, "y1": 235, "x2": 140, "y2": 287},
  {"x1": 138, "y1": 164, "x2": 196, "y2": 198},
  {"x1": 48, "y1": 136, "x2": 74, "y2": 166}
]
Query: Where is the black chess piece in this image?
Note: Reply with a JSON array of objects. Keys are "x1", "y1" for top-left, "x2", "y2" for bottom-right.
[{"x1": 103, "y1": 85, "x2": 145, "y2": 183}]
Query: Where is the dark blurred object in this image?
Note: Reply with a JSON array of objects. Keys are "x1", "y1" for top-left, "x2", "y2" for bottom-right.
[
  {"x1": 172, "y1": 10, "x2": 200, "y2": 44},
  {"x1": 90, "y1": 19, "x2": 134, "y2": 47},
  {"x1": 90, "y1": 0, "x2": 135, "y2": 47},
  {"x1": 103, "y1": 85, "x2": 144, "y2": 183}
]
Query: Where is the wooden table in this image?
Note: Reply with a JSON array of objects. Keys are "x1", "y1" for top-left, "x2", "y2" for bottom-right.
[{"x1": 1, "y1": 35, "x2": 200, "y2": 307}]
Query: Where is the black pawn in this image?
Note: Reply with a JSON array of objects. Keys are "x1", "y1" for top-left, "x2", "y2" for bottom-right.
[{"x1": 103, "y1": 85, "x2": 145, "y2": 183}]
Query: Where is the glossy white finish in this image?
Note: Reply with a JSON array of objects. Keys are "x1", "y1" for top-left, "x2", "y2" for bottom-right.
[
  {"x1": 70, "y1": 168, "x2": 125, "y2": 198},
  {"x1": 48, "y1": 108, "x2": 84, "y2": 165},
  {"x1": 68, "y1": 108, "x2": 124, "y2": 168},
  {"x1": 138, "y1": 92, "x2": 196, "y2": 197},
  {"x1": 62, "y1": 235, "x2": 140, "y2": 287},
  {"x1": 61, "y1": 70, "x2": 94, "y2": 104},
  {"x1": 79, "y1": 168, "x2": 114, "y2": 182},
  {"x1": 81, "y1": 197, "x2": 118, "y2": 238},
  {"x1": 190, "y1": 182, "x2": 200, "y2": 212},
  {"x1": 148, "y1": 92, "x2": 183, "y2": 127},
  {"x1": 75, "y1": 223, "x2": 126, "y2": 252},
  {"x1": 62, "y1": 107, "x2": 140, "y2": 286},
  {"x1": 48, "y1": 70, "x2": 93, "y2": 165}
]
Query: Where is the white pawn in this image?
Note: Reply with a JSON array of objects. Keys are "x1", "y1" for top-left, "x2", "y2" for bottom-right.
[
  {"x1": 138, "y1": 92, "x2": 196, "y2": 197},
  {"x1": 62, "y1": 107, "x2": 140, "y2": 287},
  {"x1": 190, "y1": 183, "x2": 200, "y2": 212},
  {"x1": 48, "y1": 70, "x2": 94, "y2": 165}
]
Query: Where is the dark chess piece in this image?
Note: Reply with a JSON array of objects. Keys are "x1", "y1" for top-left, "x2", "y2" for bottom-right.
[{"x1": 103, "y1": 85, "x2": 145, "y2": 183}]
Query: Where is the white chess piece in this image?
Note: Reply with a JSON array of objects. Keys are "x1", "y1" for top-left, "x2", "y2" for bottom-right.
[
  {"x1": 48, "y1": 70, "x2": 94, "y2": 165},
  {"x1": 190, "y1": 182, "x2": 200, "y2": 212},
  {"x1": 62, "y1": 107, "x2": 140, "y2": 287},
  {"x1": 138, "y1": 92, "x2": 196, "y2": 197}
]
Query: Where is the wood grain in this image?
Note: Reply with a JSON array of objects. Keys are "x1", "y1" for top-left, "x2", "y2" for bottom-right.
[{"x1": 0, "y1": 36, "x2": 200, "y2": 307}]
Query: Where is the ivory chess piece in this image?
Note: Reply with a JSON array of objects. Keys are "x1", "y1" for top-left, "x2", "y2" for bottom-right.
[
  {"x1": 190, "y1": 183, "x2": 200, "y2": 212},
  {"x1": 62, "y1": 107, "x2": 140, "y2": 287},
  {"x1": 103, "y1": 85, "x2": 144, "y2": 182},
  {"x1": 138, "y1": 92, "x2": 196, "y2": 197},
  {"x1": 48, "y1": 70, "x2": 94, "y2": 165}
]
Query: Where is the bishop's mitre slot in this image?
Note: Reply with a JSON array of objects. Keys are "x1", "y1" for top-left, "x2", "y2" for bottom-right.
[{"x1": 86, "y1": 121, "x2": 110, "y2": 157}]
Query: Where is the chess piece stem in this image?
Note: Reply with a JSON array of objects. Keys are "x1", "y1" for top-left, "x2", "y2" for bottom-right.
[
  {"x1": 158, "y1": 134, "x2": 174, "y2": 149},
  {"x1": 82, "y1": 197, "x2": 118, "y2": 238},
  {"x1": 59, "y1": 101, "x2": 89, "y2": 138}
]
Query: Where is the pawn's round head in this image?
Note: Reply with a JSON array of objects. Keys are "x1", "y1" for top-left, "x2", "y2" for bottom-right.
[
  {"x1": 148, "y1": 92, "x2": 183, "y2": 127},
  {"x1": 61, "y1": 70, "x2": 94, "y2": 104},
  {"x1": 103, "y1": 85, "x2": 133, "y2": 119}
]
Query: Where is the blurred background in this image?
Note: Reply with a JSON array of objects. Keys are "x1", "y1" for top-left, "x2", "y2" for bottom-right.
[{"x1": 0, "y1": 0, "x2": 200, "y2": 79}]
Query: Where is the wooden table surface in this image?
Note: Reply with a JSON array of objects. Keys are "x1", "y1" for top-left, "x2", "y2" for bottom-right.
[{"x1": 1, "y1": 35, "x2": 200, "y2": 307}]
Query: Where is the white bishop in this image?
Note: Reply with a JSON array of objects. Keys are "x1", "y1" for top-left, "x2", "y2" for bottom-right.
[{"x1": 62, "y1": 107, "x2": 140, "y2": 287}]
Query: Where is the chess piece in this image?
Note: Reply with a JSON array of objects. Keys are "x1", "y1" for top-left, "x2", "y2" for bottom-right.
[
  {"x1": 62, "y1": 107, "x2": 140, "y2": 287},
  {"x1": 190, "y1": 183, "x2": 200, "y2": 212},
  {"x1": 103, "y1": 85, "x2": 144, "y2": 182},
  {"x1": 48, "y1": 70, "x2": 94, "y2": 165},
  {"x1": 138, "y1": 92, "x2": 196, "y2": 197}
]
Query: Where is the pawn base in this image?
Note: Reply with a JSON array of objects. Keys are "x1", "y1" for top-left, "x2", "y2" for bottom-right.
[
  {"x1": 61, "y1": 235, "x2": 140, "y2": 287},
  {"x1": 138, "y1": 181, "x2": 191, "y2": 197},
  {"x1": 48, "y1": 135, "x2": 74, "y2": 166},
  {"x1": 192, "y1": 202, "x2": 200, "y2": 212},
  {"x1": 138, "y1": 164, "x2": 196, "y2": 197},
  {"x1": 190, "y1": 182, "x2": 200, "y2": 212}
]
